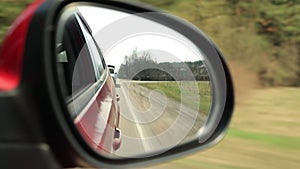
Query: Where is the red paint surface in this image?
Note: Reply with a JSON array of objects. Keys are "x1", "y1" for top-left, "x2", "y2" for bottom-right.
[
  {"x1": 75, "y1": 76, "x2": 119, "y2": 153},
  {"x1": 0, "y1": 0, "x2": 44, "y2": 91}
]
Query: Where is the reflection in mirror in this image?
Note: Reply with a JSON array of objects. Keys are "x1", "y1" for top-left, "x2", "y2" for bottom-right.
[{"x1": 56, "y1": 4, "x2": 212, "y2": 159}]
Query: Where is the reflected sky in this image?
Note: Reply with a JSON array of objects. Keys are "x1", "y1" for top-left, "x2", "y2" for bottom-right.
[{"x1": 79, "y1": 6, "x2": 204, "y2": 70}]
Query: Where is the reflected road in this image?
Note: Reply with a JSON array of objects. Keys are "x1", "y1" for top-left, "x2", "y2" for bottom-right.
[{"x1": 114, "y1": 79, "x2": 208, "y2": 158}]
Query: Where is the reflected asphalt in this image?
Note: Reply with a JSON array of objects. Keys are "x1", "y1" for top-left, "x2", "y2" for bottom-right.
[{"x1": 114, "y1": 79, "x2": 160, "y2": 158}]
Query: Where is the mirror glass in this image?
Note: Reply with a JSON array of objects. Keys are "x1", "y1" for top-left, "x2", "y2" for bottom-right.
[{"x1": 56, "y1": 5, "x2": 212, "y2": 158}]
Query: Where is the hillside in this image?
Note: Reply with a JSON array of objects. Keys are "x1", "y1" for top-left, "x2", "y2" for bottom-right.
[
  {"x1": 0, "y1": 0, "x2": 32, "y2": 43},
  {"x1": 138, "y1": 0, "x2": 300, "y2": 88}
]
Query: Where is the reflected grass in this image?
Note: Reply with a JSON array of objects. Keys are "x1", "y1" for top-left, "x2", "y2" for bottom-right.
[{"x1": 138, "y1": 81, "x2": 212, "y2": 114}]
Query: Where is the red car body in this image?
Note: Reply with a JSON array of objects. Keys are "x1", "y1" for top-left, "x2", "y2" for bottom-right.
[
  {"x1": 56, "y1": 9, "x2": 122, "y2": 154},
  {"x1": 75, "y1": 74, "x2": 121, "y2": 153}
]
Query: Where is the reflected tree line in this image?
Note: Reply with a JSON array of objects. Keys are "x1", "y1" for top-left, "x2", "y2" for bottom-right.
[{"x1": 117, "y1": 49, "x2": 209, "y2": 81}]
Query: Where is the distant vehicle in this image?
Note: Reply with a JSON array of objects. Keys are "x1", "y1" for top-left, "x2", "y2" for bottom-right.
[{"x1": 108, "y1": 65, "x2": 117, "y2": 84}]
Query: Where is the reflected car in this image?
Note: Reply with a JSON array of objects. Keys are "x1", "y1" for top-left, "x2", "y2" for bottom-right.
[{"x1": 56, "y1": 10, "x2": 121, "y2": 153}]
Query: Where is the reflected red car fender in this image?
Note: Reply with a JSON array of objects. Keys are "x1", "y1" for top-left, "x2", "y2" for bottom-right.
[{"x1": 74, "y1": 73, "x2": 120, "y2": 153}]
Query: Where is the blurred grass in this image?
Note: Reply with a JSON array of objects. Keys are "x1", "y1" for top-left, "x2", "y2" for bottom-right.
[
  {"x1": 145, "y1": 87, "x2": 300, "y2": 169},
  {"x1": 228, "y1": 129, "x2": 300, "y2": 150},
  {"x1": 0, "y1": 0, "x2": 32, "y2": 43}
]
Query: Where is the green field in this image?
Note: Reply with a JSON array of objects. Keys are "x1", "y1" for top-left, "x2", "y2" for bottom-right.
[
  {"x1": 145, "y1": 87, "x2": 300, "y2": 169},
  {"x1": 138, "y1": 81, "x2": 212, "y2": 114},
  {"x1": 228, "y1": 129, "x2": 300, "y2": 150}
]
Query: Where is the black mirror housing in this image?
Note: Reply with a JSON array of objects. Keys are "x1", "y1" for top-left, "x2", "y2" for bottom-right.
[{"x1": 0, "y1": 0, "x2": 234, "y2": 168}]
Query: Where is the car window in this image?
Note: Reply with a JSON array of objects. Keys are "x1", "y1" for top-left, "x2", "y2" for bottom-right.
[
  {"x1": 57, "y1": 14, "x2": 96, "y2": 99},
  {"x1": 77, "y1": 15, "x2": 107, "y2": 85},
  {"x1": 56, "y1": 12, "x2": 110, "y2": 118}
]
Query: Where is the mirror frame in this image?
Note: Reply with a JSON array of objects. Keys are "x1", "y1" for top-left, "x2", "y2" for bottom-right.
[{"x1": 14, "y1": 0, "x2": 234, "y2": 168}]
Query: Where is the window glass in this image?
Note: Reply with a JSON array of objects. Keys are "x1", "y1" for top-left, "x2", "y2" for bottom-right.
[
  {"x1": 57, "y1": 14, "x2": 96, "y2": 97},
  {"x1": 77, "y1": 15, "x2": 107, "y2": 83}
]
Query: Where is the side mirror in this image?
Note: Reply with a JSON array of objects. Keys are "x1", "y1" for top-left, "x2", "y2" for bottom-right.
[{"x1": 0, "y1": 0, "x2": 234, "y2": 168}]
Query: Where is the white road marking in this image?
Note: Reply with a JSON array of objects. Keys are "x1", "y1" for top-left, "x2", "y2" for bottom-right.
[{"x1": 119, "y1": 82, "x2": 152, "y2": 152}]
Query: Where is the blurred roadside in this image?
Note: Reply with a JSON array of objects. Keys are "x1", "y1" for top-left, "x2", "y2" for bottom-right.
[{"x1": 0, "y1": 0, "x2": 33, "y2": 44}]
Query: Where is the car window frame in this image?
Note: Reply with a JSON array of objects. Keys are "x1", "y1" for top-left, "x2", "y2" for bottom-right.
[{"x1": 67, "y1": 13, "x2": 109, "y2": 119}]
